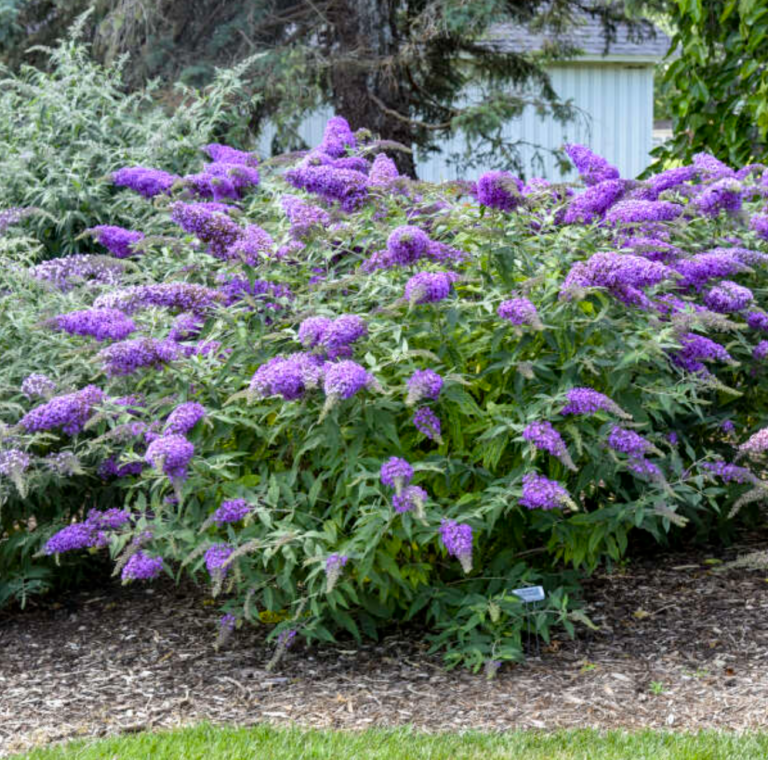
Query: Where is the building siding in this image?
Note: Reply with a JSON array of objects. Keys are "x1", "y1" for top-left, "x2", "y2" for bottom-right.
[{"x1": 258, "y1": 62, "x2": 655, "y2": 183}]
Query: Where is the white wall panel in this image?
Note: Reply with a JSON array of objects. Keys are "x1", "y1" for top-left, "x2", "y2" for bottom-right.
[{"x1": 258, "y1": 63, "x2": 656, "y2": 183}]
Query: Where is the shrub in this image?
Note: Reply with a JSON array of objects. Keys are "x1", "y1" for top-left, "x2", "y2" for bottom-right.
[
  {"x1": 3, "y1": 123, "x2": 768, "y2": 671},
  {"x1": 0, "y1": 17, "x2": 259, "y2": 258}
]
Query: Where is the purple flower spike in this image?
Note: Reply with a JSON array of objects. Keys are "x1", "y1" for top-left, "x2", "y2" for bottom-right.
[
  {"x1": 145, "y1": 435, "x2": 194, "y2": 481},
  {"x1": 607, "y1": 427, "x2": 656, "y2": 458},
  {"x1": 204, "y1": 543, "x2": 234, "y2": 579},
  {"x1": 164, "y1": 402, "x2": 206, "y2": 435},
  {"x1": 212, "y1": 498, "x2": 250, "y2": 525},
  {"x1": 322, "y1": 360, "x2": 376, "y2": 401},
  {"x1": 519, "y1": 472, "x2": 573, "y2": 511},
  {"x1": 112, "y1": 166, "x2": 178, "y2": 197},
  {"x1": 406, "y1": 369, "x2": 443, "y2": 405},
  {"x1": 522, "y1": 421, "x2": 576, "y2": 470},
  {"x1": 21, "y1": 373, "x2": 56, "y2": 399},
  {"x1": 439, "y1": 519, "x2": 473, "y2": 573},
  {"x1": 413, "y1": 406, "x2": 442, "y2": 443},
  {"x1": 561, "y1": 388, "x2": 631, "y2": 419},
  {"x1": 703, "y1": 280, "x2": 753, "y2": 313},
  {"x1": 20, "y1": 385, "x2": 105, "y2": 435},
  {"x1": 90, "y1": 226, "x2": 145, "y2": 258},
  {"x1": 392, "y1": 485, "x2": 428, "y2": 519},
  {"x1": 387, "y1": 226, "x2": 431, "y2": 264},
  {"x1": 498, "y1": 298, "x2": 542, "y2": 328},
  {"x1": 318, "y1": 116, "x2": 357, "y2": 158},
  {"x1": 54, "y1": 308, "x2": 137, "y2": 342},
  {"x1": 325, "y1": 553, "x2": 349, "y2": 592},
  {"x1": 404, "y1": 271, "x2": 457, "y2": 304},
  {"x1": 98, "y1": 338, "x2": 180, "y2": 377},
  {"x1": 564, "y1": 144, "x2": 620, "y2": 186},
  {"x1": 380, "y1": 457, "x2": 413, "y2": 494},
  {"x1": 476, "y1": 171, "x2": 523, "y2": 211},
  {"x1": 121, "y1": 551, "x2": 164, "y2": 581}
]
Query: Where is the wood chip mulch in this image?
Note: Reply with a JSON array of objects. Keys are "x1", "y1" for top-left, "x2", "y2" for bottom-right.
[{"x1": 2, "y1": 539, "x2": 768, "y2": 756}]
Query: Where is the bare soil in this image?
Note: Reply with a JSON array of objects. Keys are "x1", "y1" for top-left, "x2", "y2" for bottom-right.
[{"x1": 2, "y1": 535, "x2": 768, "y2": 756}]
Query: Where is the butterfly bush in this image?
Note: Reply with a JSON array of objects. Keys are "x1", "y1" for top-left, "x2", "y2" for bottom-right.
[{"x1": 10, "y1": 120, "x2": 768, "y2": 671}]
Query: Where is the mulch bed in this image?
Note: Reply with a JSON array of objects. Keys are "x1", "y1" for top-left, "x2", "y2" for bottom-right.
[{"x1": 2, "y1": 535, "x2": 768, "y2": 756}]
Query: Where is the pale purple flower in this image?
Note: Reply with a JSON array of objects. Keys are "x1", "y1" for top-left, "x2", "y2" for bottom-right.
[
  {"x1": 701, "y1": 461, "x2": 756, "y2": 484},
  {"x1": 368, "y1": 153, "x2": 400, "y2": 186},
  {"x1": 204, "y1": 144, "x2": 259, "y2": 166},
  {"x1": 325, "y1": 553, "x2": 348, "y2": 593},
  {"x1": 249, "y1": 353, "x2": 324, "y2": 401},
  {"x1": 317, "y1": 116, "x2": 356, "y2": 158},
  {"x1": 627, "y1": 457, "x2": 664, "y2": 481},
  {"x1": 204, "y1": 543, "x2": 234, "y2": 578},
  {"x1": 98, "y1": 338, "x2": 180, "y2": 377},
  {"x1": 21, "y1": 373, "x2": 56, "y2": 399},
  {"x1": 281, "y1": 195, "x2": 331, "y2": 239},
  {"x1": 30, "y1": 254, "x2": 124, "y2": 291},
  {"x1": 392, "y1": 485, "x2": 428, "y2": 515}
]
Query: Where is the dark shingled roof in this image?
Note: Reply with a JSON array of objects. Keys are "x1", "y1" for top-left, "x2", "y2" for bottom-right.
[{"x1": 484, "y1": 16, "x2": 670, "y2": 60}]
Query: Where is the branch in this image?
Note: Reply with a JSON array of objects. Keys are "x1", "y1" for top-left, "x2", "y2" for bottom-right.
[{"x1": 367, "y1": 91, "x2": 453, "y2": 131}]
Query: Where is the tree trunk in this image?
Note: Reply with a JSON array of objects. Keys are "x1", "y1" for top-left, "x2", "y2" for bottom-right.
[{"x1": 328, "y1": 0, "x2": 416, "y2": 177}]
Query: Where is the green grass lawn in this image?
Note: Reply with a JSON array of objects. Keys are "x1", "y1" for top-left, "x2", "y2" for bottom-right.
[{"x1": 12, "y1": 725, "x2": 768, "y2": 760}]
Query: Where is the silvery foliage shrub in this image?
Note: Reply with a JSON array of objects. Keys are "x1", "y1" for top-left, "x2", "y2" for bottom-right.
[
  {"x1": 3, "y1": 121, "x2": 768, "y2": 671},
  {"x1": 0, "y1": 15, "x2": 259, "y2": 258}
]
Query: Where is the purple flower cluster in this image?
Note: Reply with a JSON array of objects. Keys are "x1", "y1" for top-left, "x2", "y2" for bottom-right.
[
  {"x1": 404, "y1": 271, "x2": 457, "y2": 304},
  {"x1": 89, "y1": 226, "x2": 145, "y2": 259},
  {"x1": 562, "y1": 252, "x2": 669, "y2": 306},
  {"x1": 298, "y1": 314, "x2": 367, "y2": 358},
  {"x1": 475, "y1": 171, "x2": 523, "y2": 211},
  {"x1": 226, "y1": 224, "x2": 275, "y2": 265},
  {"x1": 392, "y1": 485, "x2": 428, "y2": 514},
  {"x1": 522, "y1": 421, "x2": 574, "y2": 470},
  {"x1": 212, "y1": 498, "x2": 250, "y2": 525},
  {"x1": 169, "y1": 202, "x2": 243, "y2": 259},
  {"x1": 701, "y1": 461, "x2": 756, "y2": 484},
  {"x1": 217, "y1": 277, "x2": 292, "y2": 310},
  {"x1": 145, "y1": 434, "x2": 194, "y2": 480},
  {"x1": 693, "y1": 152, "x2": 735, "y2": 181},
  {"x1": 380, "y1": 457, "x2": 413, "y2": 491},
  {"x1": 281, "y1": 195, "x2": 331, "y2": 239},
  {"x1": 562, "y1": 179, "x2": 627, "y2": 225},
  {"x1": 703, "y1": 280, "x2": 754, "y2": 313},
  {"x1": 738, "y1": 428, "x2": 768, "y2": 457},
  {"x1": 694, "y1": 178, "x2": 743, "y2": 216},
  {"x1": 643, "y1": 165, "x2": 696, "y2": 198},
  {"x1": 249, "y1": 353, "x2": 324, "y2": 400},
  {"x1": 673, "y1": 251, "x2": 749, "y2": 291},
  {"x1": 0, "y1": 449, "x2": 31, "y2": 476},
  {"x1": 754, "y1": 341, "x2": 768, "y2": 361},
  {"x1": 565, "y1": 144, "x2": 620, "y2": 186},
  {"x1": 604, "y1": 200, "x2": 682, "y2": 225},
  {"x1": 317, "y1": 116, "x2": 357, "y2": 157},
  {"x1": 169, "y1": 313, "x2": 204, "y2": 342},
  {"x1": 30, "y1": 254, "x2": 124, "y2": 291},
  {"x1": 204, "y1": 543, "x2": 234, "y2": 578},
  {"x1": 406, "y1": 369, "x2": 443, "y2": 405},
  {"x1": 439, "y1": 519, "x2": 473, "y2": 573},
  {"x1": 519, "y1": 472, "x2": 572, "y2": 510},
  {"x1": 323, "y1": 360, "x2": 376, "y2": 400},
  {"x1": 498, "y1": 298, "x2": 541, "y2": 327},
  {"x1": 53, "y1": 308, "x2": 137, "y2": 342},
  {"x1": 607, "y1": 427, "x2": 654, "y2": 458},
  {"x1": 20, "y1": 385, "x2": 105, "y2": 435},
  {"x1": 0, "y1": 206, "x2": 36, "y2": 235},
  {"x1": 749, "y1": 213, "x2": 768, "y2": 241},
  {"x1": 204, "y1": 144, "x2": 259, "y2": 166},
  {"x1": 413, "y1": 406, "x2": 441, "y2": 442},
  {"x1": 122, "y1": 551, "x2": 164, "y2": 581},
  {"x1": 284, "y1": 164, "x2": 369, "y2": 211},
  {"x1": 165, "y1": 402, "x2": 206, "y2": 435},
  {"x1": 184, "y1": 162, "x2": 260, "y2": 201},
  {"x1": 670, "y1": 332, "x2": 733, "y2": 373},
  {"x1": 98, "y1": 338, "x2": 180, "y2": 377},
  {"x1": 21, "y1": 373, "x2": 56, "y2": 399},
  {"x1": 45, "y1": 508, "x2": 129, "y2": 555},
  {"x1": 561, "y1": 388, "x2": 631, "y2": 419},
  {"x1": 387, "y1": 226, "x2": 431, "y2": 264},
  {"x1": 368, "y1": 153, "x2": 401, "y2": 186},
  {"x1": 95, "y1": 282, "x2": 221, "y2": 316},
  {"x1": 112, "y1": 166, "x2": 178, "y2": 197}
]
